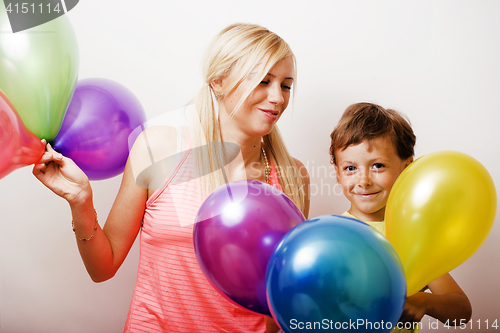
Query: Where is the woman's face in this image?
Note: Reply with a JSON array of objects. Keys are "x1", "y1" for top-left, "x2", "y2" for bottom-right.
[{"x1": 218, "y1": 56, "x2": 294, "y2": 139}]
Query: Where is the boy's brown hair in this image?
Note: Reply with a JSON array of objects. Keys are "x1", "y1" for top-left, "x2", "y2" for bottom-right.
[{"x1": 329, "y1": 102, "x2": 416, "y2": 165}]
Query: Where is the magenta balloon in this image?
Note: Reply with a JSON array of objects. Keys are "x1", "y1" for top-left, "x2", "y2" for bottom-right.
[
  {"x1": 51, "y1": 78, "x2": 146, "y2": 180},
  {"x1": 193, "y1": 180, "x2": 305, "y2": 316}
]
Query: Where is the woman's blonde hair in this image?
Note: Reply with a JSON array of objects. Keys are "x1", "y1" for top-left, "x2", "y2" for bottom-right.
[{"x1": 191, "y1": 23, "x2": 306, "y2": 215}]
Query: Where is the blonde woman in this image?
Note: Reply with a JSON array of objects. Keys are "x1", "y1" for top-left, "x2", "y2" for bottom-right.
[{"x1": 34, "y1": 23, "x2": 310, "y2": 332}]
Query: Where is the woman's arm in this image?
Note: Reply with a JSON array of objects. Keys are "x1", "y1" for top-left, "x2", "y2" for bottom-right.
[
  {"x1": 33, "y1": 140, "x2": 148, "y2": 282},
  {"x1": 400, "y1": 273, "x2": 472, "y2": 325},
  {"x1": 265, "y1": 317, "x2": 281, "y2": 333},
  {"x1": 79, "y1": 159, "x2": 147, "y2": 282}
]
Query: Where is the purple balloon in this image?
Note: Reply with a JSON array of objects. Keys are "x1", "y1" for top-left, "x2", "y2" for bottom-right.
[
  {"x1": 193, "y1": 180, "x2": 305, "y2": 316},
  {"x1": 52, "y1": 78, "x2": 146, "y2": 180}
]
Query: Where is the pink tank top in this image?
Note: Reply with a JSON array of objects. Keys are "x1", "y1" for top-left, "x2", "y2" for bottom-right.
[{"x1": 124, "y1": 149, "x2": 282, "y2": 332}]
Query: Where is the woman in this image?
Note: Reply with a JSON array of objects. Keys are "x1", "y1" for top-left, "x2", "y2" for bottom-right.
[{"x1": 34, "y1": 23, "x2": 310, "y2": 332}]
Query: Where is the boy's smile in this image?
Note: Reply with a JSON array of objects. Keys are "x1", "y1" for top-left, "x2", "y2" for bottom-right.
[{"x1": 334, "y1": 136, "x2": 412, "y2": 222}]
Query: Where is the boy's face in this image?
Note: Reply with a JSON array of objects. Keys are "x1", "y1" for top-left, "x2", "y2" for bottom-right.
[{"x1": 334, "y1": 136, "x2": 413, "y2": 222}]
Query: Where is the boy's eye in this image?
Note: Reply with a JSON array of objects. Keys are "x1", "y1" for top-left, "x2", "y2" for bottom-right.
[
  {"x1": 372, "y1": 163, "x2": 385, "y2": 170},
  {"x1": 344, "y1": 166, "x2": 356, "y2": 172}
]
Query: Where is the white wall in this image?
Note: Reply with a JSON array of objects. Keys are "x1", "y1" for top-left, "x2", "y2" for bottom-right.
[{"x1": 1, "y1": 1, "x2": 499, "y2": 332}]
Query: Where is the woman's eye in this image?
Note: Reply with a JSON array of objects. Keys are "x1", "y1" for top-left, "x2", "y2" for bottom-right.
[
  {"x1": 260, "y1": 80, "x2": 269, "y2": 85},
  {"x1": 282, "y1": 84, "x2": 292, "y2": 90}
]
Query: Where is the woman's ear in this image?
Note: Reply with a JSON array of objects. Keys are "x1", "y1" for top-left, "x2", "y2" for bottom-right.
[{"x1": 210, "y1": 77, "x2": 224, "y2": 95}]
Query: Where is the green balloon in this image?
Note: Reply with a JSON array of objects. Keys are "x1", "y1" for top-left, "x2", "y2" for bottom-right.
[{"x1": 0, "y1": 4, "x2": 79, "y2": 141}]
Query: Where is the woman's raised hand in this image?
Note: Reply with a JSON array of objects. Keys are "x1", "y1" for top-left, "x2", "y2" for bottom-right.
[{"x1": 33, "y1": 139, "x2": 92, "y2": 205}]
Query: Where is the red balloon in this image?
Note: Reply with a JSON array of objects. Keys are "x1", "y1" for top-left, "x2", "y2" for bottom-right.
[
  {"x1": 193, "y1": 180, "x2": 305, "y2": 316},
  {"x1": 0, "y1": 90, "x2": 44, "y2": 180}
]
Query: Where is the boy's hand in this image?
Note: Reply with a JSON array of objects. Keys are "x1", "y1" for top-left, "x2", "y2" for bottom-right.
[{"x1": 399, "y1": 292, "x2": 427, "y2": 324}]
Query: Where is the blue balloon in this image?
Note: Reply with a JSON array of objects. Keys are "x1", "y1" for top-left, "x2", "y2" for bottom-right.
[{"x1": 266, "y1": 215, "x2": 406, "y2": 333}]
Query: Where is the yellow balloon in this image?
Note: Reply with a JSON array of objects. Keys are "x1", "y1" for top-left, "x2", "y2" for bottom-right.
[{"x1": 386, "y1": 151, "x2": 497, "y2": 296}]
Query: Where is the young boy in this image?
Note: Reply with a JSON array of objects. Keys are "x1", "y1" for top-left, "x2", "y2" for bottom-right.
[{"x1": 329, "y1": 102, "x2": 472, "y2": 332}]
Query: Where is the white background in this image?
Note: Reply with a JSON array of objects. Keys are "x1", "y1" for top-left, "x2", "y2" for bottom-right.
[{"x1": 1, "y1": 0, "x2": 499, "y2": 332}]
